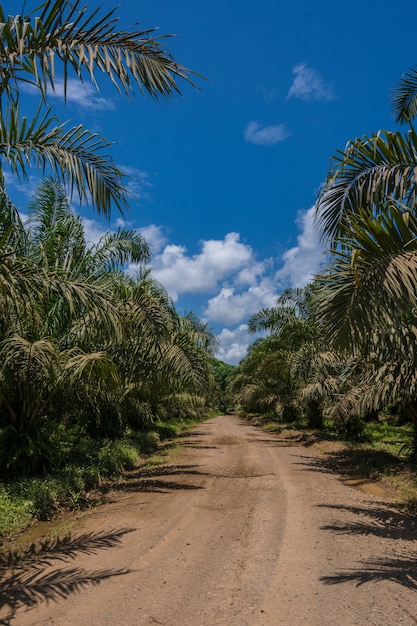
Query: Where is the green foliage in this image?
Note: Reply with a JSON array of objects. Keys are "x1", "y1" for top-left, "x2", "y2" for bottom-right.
[
  {"x1": 10, "y1": 477, "x2": 68, "y2": 520},
  {"x1": 211, "y1": 358, "x2": 235, "y2": 411},
  {"x1": 96, "y1": 440, "x2": 138, "y2": 476},
  {"x1": 0, "y1": 177, "x2": 216, "y2": 474},
  {"x1": 0, "y1": 420, "x2": 70, "y2": 477},
  {"x1": 0, "y1": 487, "x2": 33, "y2": 539},
  {"x1": 128, "y1": 430, "x2": 161, "y2": 455}
]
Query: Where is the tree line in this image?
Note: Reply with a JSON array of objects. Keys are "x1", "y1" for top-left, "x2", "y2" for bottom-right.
[
  {"x1": 229, "y1": 66, "x2": 417, "y2": 461},
  {"x1": 0, "y1": 0, "x2": 219, "y2": 477}
]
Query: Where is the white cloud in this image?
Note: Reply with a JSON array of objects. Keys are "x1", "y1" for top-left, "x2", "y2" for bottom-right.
[
  {"x1": 204, "y1": 280, "x2": 277, "y2": 325},
  {"x1": 244, "y1": 121, "x2": 290, "y2": 146},
  {"x1": 23, "y1": 78, "x2": 116, "y2": 111},
  {"x1": 3, "y1": 167, "x2": 40, "y2": 203},
  {"x1": 120, "y1": 166, "x2": 152, "y2": 203},
  {"x1": 138, "y1": 224, "x2": 167, "y2": 254},
  {"x1": 287, "y1": 63, "x2": 334, "y2": 101},
  {"x1": 82, "y1": 217, "x2": 167, "y2": 258},
  {"x1": 275, "y1": 206, "x2": 325, "y2": 287},
  {"x1": 215, "y1": 325, "x2": 252, "y2": 365},
  {"x1": 82, "y1": 218, "x2": 109, "y2": 246},
  {"x1": 150, "y1": 232, "x2": 258, "y2": 300},
  {"x1": 115, "y1": 217, "x2": 134, "y2": 228}
]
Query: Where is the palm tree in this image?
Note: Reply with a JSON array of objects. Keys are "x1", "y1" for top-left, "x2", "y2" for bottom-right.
[
  {"x1": 228, "y1": 335, "x2": 292, "y2": 418},
  {"x1": 247, "y1": 286, "x2": 328, "y2": 427},
  {"x1": 0, "y1": 0, "x2": 199, "y2": 216},
  {"x1": 313, "y1": 66, "x2": 417, "y2": 457}
]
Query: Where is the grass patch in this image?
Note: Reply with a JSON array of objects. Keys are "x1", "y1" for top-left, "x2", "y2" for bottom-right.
[{"x1": 0, "y1": 487, "x2": 33, "y2": 540}]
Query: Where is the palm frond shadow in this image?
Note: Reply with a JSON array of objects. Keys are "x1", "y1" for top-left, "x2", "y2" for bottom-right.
[
  {"x1": 0, "y1": 528, "x2": 135, "y2": 625},
  {"x1": 321, "y1": 555, "x2": 417, "y2": 589},
  {"x1": 108, "y1": 464, "x2": 210, "y2": 493},
  {"x1": 294, "y1": 448, "x2": 401, "y2": 478},
  {"x1": 113, "y1": 478, "x2": 204, "y2": 493},
  {"x1": 318, "y1": 503, "x2": 417, "y2": 541}
]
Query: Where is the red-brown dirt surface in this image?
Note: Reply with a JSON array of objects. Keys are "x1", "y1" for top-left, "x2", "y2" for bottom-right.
[{"x1": 2, "y1": 414, "x2": 417, "y2": 625}]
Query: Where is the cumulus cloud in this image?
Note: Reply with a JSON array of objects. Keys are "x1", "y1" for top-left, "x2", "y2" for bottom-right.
[
  {"x1": 204, "y1": 280, "x2": 277, "y2": 326},
  {"x1": 138, "y1": 224, "x2": 167, "y2": 254},
  {"x1": 150, "y1": 232, "x2": 259, "y2": 300},
  {"x1": 82, "y1": 216, "x2": 166, "y2": 258},
  {"x1": 244, "y1": 121, "x2": 290, "y2": 146},
  {"x1": 287, "y1": 63, "x2": 334, "y2": 101},
  {"x1": 275, "y1": 206, "x2": 325, "y2": 287},
  {"x1": 82, "y1": 218, "x2": 109, "y2": 246},
  {"x1": 215, "y1": 325, "x2": 252, "y2": 366}
]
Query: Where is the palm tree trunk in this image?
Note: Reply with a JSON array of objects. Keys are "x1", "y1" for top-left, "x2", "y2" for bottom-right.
[{"x1": 306, "y1": 399, "x2": 323, "y2": 429}]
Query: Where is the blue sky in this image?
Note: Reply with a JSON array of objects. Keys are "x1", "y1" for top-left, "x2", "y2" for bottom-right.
[{"x1": 6, "y1": 0, "x2": 417, "y2": 363}]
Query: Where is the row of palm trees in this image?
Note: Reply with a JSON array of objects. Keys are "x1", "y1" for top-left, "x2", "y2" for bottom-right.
[
  {"x1": 0, "y1": 1, "x2": 217, "y2": 476},
  {"x1": 0, "y1": 178, "x2": 218, "y2": 475},
  {"x1": 230, "y1": 65, "x2": 417, "y2": 459}
]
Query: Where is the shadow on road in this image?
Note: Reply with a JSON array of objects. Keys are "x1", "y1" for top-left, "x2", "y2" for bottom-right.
[
  {"x1": 317, "y1": 503, "x2": 417, "y2": 541},
  {"x1": 0, "y1": 528, "x2": 135, "y2": 626},
  {"x1": 320, "y1": 554, "x2": 417, "y2": 589},
  {"x1": 293, "y1": 452, "x2": 417, "y2": 591},
  {"x1": 109, "y1": 464, "x2": 211, "y2": 494}
]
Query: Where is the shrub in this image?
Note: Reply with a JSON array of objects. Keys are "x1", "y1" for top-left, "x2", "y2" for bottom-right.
[
  {"x1": 128, "y1": 430, "x2": 160, "y2": 455},
  {"x1": 97, "y1": 440, "x2": 139, "y2": 477},
  {"x1": 0, "y1": 487, "x2": 33, "y2": 539}
]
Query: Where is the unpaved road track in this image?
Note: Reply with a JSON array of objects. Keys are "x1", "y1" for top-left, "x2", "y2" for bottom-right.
[{"x1": 2, "y1": 415, "x2": 417, "y2": 625}]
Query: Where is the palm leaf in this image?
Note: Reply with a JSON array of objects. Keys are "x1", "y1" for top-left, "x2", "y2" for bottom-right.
[
  {"x1": 316, "y1": 205, "x2": 417, "y2": 351},
  {"x1": 392, "y1": 66, "x2": 417, "y2": 125},
  {"x1": 0, "y1": 0, "x2": 199, "y2": 100},
  {"x1": 316, "y1": 129, "x2": 417, "y2": 240},
  {"x1": 0, "y1": 103, "x2": 127, "y2": 215}
]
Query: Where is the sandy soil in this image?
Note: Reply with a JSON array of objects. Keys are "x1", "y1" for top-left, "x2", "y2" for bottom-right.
[{"x1": 1, "y1": 414, "x2": 417, "y2": 625}]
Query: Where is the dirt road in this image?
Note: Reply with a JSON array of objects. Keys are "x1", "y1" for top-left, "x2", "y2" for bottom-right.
[{"x1": 2, "y1": 415, "x2": 417, "y2": 625}]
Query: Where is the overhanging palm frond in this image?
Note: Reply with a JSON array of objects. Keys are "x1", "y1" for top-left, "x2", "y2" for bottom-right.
[
  {"x1": 315, "y1": 129, "x2": 417, "y2": 240},
  {"x1": 315, "y1": 205, "x2": 417, "y2": 351},
  {"x1": 0, "y1": 103, "x2": 127, "y2": 216},
  {"x1": 393, "y1": 66, "x2": 417, "y2": 125},
  {"x1": 0, "y1": 0, "x2": 199, "y2": 100}
]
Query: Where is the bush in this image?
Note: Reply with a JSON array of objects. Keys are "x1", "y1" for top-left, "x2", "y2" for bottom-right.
[
  {"x1": 0, "y1": 420, "x2": 70, "y2": 477},
  {"x1": 0, "y1": 487, "x2": 33, "y2": 539},
  {"x1": 97, "y1": 440, "x2": 139, "y2": 477},
  {"x1": 334, "y1": 415, "x2": 372, "y2": 443},
  {"x1": 129, "y1": 430, "x2": 160, "y2": 455},
  {"x1": 9, "y1": 477, "x2": 65, "y2": 520}
]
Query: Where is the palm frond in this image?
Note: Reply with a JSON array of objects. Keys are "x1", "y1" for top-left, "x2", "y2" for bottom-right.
[
  {"x1": 0, "y1": 0, "x2": 199, "y2": 100},
  {"x1": 315, "y1": 205, "x2": 417, "y2": 351},
  {"x1": 0, "y1": 103, "x2": 127, "y2": 216},
  {"x1": 89, "y1": 228, "x2": 151, "y2": 272},
  {"x1": 64, "y1": 348, "x2": 119, "y2": 389},
  {"x1": 392, "y1": 66, "x2": 417, "y2": 125},
  {"x1": 315, "y1": 129, "x2": 417, "y2": 240}
]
